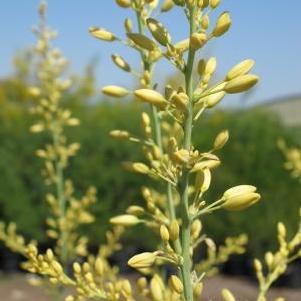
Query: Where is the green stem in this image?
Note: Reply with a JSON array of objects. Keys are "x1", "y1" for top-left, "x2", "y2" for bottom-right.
[
  {"x1": 179, "y1": 6, "x2": 197, "y2": 301},
  {"x1": 53, "y1": 130, "x2": 68, "y2": 266}
]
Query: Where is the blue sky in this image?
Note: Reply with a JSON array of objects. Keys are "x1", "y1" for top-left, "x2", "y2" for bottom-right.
[{"x1": 0, "y1": 1, "x2": 301, "y2": 105}]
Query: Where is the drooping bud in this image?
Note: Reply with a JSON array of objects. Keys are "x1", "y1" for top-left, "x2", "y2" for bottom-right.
[
  {"x1": 111, "y1": 54, "x2": 131, "y2": 72},
  {"x1": 160, "y1": 0, "x2": 174, "y2": 12},
  {"x1": 226, "y1": 59, "x2": 255, "y2": 80},
  {"x1": 127, "y1": 33, "x2": 157, "y2": 51},
  {"x1": 128, "y1": 252, "x2": 157, "y2": 269},
  {"x1": 222, "y1": 185, "x2": 261, "y2": 211},
  {"x1": 115, "y1": 0, "x2": 131, "y2": 8},
  {"x1": 89, "y1": 27, "x2": 116, "y2": 41},
  {"x1": 134, "y1": 89, "x2": 168, "y2": 108},
  {"x1": 147, "y1": 18, "x2": 171, "y2": 46},
  {"x1": 212, "y1": 12, "x2": 231, "y2": 37},
  {"x1": 110, "y1": 214, "x2": 141, "y2": 226},
  {"x1": 160, "y1": 225, "x2": 170, "y2": 242},
  {"x1": 102, "y1": 85, "x2": 129, "y2": 97},
  {"x1": 170, "y1": 275, "x2": 183, "y2": 294},
  {"x1": 210, "y1": 0, "x2": 221, "y2": 9},
  {"x1": 214, "y1": 130, "x2": 229, "y2": 150},
  {"x1": 224, "y1": 74, "x2": 259, "y2": 94},
  {"x1": 222, "y1": 289, "x2": 236, "y2": 301}
]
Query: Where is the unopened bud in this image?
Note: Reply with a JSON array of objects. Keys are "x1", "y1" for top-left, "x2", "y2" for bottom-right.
[{"x1": 212, "y1": 12, "x2": 231, "y2": 37}]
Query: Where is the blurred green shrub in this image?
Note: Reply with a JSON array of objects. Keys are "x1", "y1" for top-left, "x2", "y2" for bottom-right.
[{"x1": 0, "y1": 59, "x2": 300, "y2": 255}]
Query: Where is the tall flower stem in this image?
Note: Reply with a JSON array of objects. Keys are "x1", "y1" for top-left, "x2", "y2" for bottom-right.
[{"x1": 179, "y1": 6, "x2": 197, "y2": 301}]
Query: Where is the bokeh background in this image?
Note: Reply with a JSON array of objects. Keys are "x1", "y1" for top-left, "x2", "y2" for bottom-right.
[{"x1": 0, "y1": 0, "x2": 301, "y2": 300}]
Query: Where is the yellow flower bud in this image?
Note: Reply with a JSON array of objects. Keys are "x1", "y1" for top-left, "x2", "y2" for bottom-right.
[
  {"x1": 212, "y1": 12, "x2": 231, "y2": 37},
  {"x1": 147, "y1": 18, "x2": 171, "y2": 46},
  {"x1": 190, "y1": 32, "x2": 207, "y2": 50},
  {"x1": 110, "y1": 214, "x2": 141, "y2": 226},
  {"x1": 95, "y1": 258, "x2": 105, "y2": 275},
  {"x1": 150, "y1": 275, "x2": 164, "y2": 301},
  {"x1": 193, "y1": 282, "x2": 204, "y2": 298},
  {"x1": 198, "y1": 0, "x2": 209, "y2": 9},
  {"x1": 128, "y1": 252, "x2": 157, "y2": 269},
  {"x1": 170, "y1": 275, "x2": 183, "y2": 294},
  {"x1": 169, "y1": 220, "x2": 180, "y2": 241},
  {"x1": 89, "y1": 27, "x2": 116, "y2": 41},
  {"x1": 203, "y1": 91, "x2": 226, "y2": 108},
  {"x1": 160, "y1": 225, "x2": 170, "y2": 242},
  {"x1": 223, "y1": 185, "x2": 261, "y2": 211},
  {"x1": 201, "y1": 14, "x2": 210, "y2": 30},
  {"x1": 111, "y1": 54, "x2": 131, "y2": 72},
  {"x1": 226, "y1": 59, "x2": 255, "y2": 80},
  {"x1": 126, "y1": 205, "x2": 145, "y2": 216},
  {"x1": 174, "y1": 38, "x2": 190, "y2": 52},
  {"x1": 222, "y1": 289, "x2": 236, "y2": 301},
  {"x1": 102, "y1": 85, "x2": 129, "y2": 97},
  {"x1": 172, "y1": 149, "x2": 190, "y2": 164},
  {"x1": 134, "y1": 89, "x2": 168, "y2": 108},
  {"x1": 124, "y1": 18, "x2": 133, "y2": 33},
  {"x1": 127, "y1": 33, "x2": 157, "y2": 51},
  {"x1": 254, "y1": 258, "x2": 262, "y2": 272},
  {"x1": 195, "y1": 168, "x2": 211, "y2": 193},
  {"x1": 171, "y1": 92, "x2": 188, "y2": 112},
  {"x1": 225, "y1": 74, "x2": 259, "y2": 93},
  {"x1": 191, "y1": 159, "x2": 221, "y2": 173},
  {"x1": 197, "y1": 59, "x2": 206, "y2": 76},
  {"x1": 115, "y1": 0, "x2": 131, "y2": 8},
  {"x1": 214, "y1": 130, "x2": 229, "y2": 150},
  {"x1": 173, "y1": 0, "x2": 185, "y2": 6},
  {"x1": 210, "y1": 0, "x2": 221, "y2": 9},
  {"x1": 109, "y1": 130, "x2": 130, "y2": 139},
  {"x1": 161, "y1": 0, "x2": 174, "y2": 12},
  {"x1": 205, "y1": 57, "x2": 217, "y2": 75},
  {"x1": 191, "y1": 219, "x2": 202, "y2": 240},
  {"x1": 278, "y1": 222, "x2": 286, "y2": 237}
]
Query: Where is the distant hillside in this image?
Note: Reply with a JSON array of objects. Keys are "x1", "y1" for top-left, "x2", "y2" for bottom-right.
[{"x1": 259, "y1": 95, "x2": 301, "y2": 126}]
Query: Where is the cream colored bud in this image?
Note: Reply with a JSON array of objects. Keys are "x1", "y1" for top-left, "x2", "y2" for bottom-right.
[
  {"x1": 128, "y1": 252, "x2": 157, "y2": 269},
  {"x1": 172, "y1": 92, "x2": 188, "y2": 112},
  {"x1": 147, "y1": 18, "x2": 171, "y2": 46},
  {"x1": 223, "y1": 185, "x2": 261, "y2": 211},
  {"x1": 30, "y1": 123, "x2": 45, "y2": 133},
  {"x1": 110, "y1": 214, "x2": 141, "y2": 226},
  {"x1": 213, "y1": 12, "x2": 231, "y2": 37},
  {"x1": 190, "y1": 33, "x2": 207, "y2": 50},
  {"x1": 160, "y1": 225, "x2": 170, "y2": 242},
  {"x1": 89, "y1": 27, "x2": 116, "y2": 41},
  {"x1": 132, "y1": 162, "x2": 150, "y2": 174},
  {"x1": 137, "y1": 277, "x2": 147, "y2": 290},
  {"x1": 28, "y1": 86, "x2": 41, "y2": 97},
  {"x1": 210, "y1": 0, "x2": 221, "y2": 9},
  {"x1": 175, "y1": 38, "x2": 190, "y2": 52},
  {"x1": 150, "y1": 275, "x2": 164, "y2": 301},
  {"x1": 115, "y1": 0, "x2": 131, "y2": 8},
  {"x1": 191, "y1": 159, "x2": 221, "y2": 173},
  {"x1": 195, "y1": 168, "x2": 211, "y2": 193},
  {"x1": 112, "y1": 54, "x2": 131, "y2": 72},
  {"x1": 254, "y1": 259, "x2": 262, "y2": 272},
  {"x1": 204, "y1": 91, "x2": 226, "y2": 108},
  {"x1": 193, "y1": 282, "x2": 204, "y2": 298},
  {"x1": 169, "y1": 220, "x2": 180, "y2": 241},
  {"x1": 95, "y1": 258, "x2": 105, "y2": 275},
  {"x1": 201, "y1": 14, "x2": 210, "y2": 30},
  {"x1": 127, "y1": 33, "x2": 157, "y2": 51},
  {"x1": 135, "y1": 89, "x2": 168, "y2": 108},
  {"x1": 214, "y1": 130, "x2": 229, "y2": 150},
  {"x1": 278, "y1": 222, "x2": 286, "y2": 237},
  {"x1": 265, "y1": 252, "x2": 274, "y2": 267},
  {"x1": 225, "y1": 74, "x2": 259, "y2": 93},
  {"x1": 102, "y1": 85, "x2": 129, "y2": 97},
  {"x1": 126, "y1": 205, "x2": 145, "y2": 216},
  {"x1": 205, "y1": 57, "x2": 217, "y2": 75},
  {"x1": 65, "y1": 296, "x2": 75, "y2": 301},
  {"x1": 226, "y1": 59, "x2": 255, "y2": 80},
  {"x1": 124, "y1": 18, "x2": 133, "y2": 32},
  {"x1": 172, "y1": 149, "x2": 190, "y2": 164},
  {"x1": 161, "y1": 0, "x2": 174, "y2": 12},
  {"x1": 170, "y1": 275, "x2": 183, "y2": 294},
  {"x1": 109, "y1": 130, "x2": 130, "y2": 139},
  {"x1": 141, "y1": 112, "x2": 151, "y2": 127},
  {"x1": 122, "y1": 279, "x2": 132, "y2": 296},
  {"x1": 191, "y1": 219, "x2": 202, "y2": 240},
  {"x1": 222, "y1": 289, "x2": 236, "y2": 301}
]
